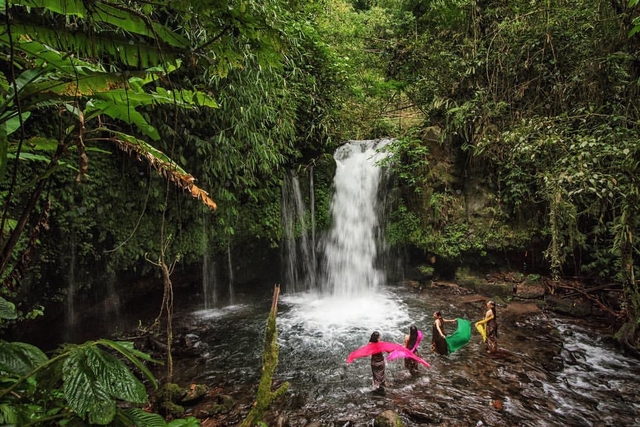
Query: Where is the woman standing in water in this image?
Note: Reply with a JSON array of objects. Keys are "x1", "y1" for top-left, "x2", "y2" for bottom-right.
[
  {"x1": 431, "y1": 311, "x2": 456, "y2": 355},
  {"x1": 477, "y1": 300, "x2": 498, "y2": 353},
  {"x1": 403, "y1": 325, "x2": 421, "y2": 375},
  {"x1": 369, "y1": 331, "x2": 386, "y2": 390}
]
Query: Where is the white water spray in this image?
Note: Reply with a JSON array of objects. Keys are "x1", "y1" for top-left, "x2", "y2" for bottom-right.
[{"x1": 321, "y1": 139, "x2": 392, "y2": 297}]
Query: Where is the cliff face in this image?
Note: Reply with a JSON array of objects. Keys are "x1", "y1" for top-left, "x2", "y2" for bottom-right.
[{"x1": 388, "y1": 125, "x2": 548, "y2": 283}]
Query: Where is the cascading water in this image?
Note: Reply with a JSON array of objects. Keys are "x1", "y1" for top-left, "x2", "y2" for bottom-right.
[
  {"x1": 63, "y1": 231, "x2": 77, "y2": 343},
  {"x1": 281, "y1": 170, "x2": 316, "y2": 293},
  {"x1": 227, "y1": 243, "x2": 235, "y2": 305},
  {"x1": 278, "y1": 139, "x2": 405, "y2": 337},
  {"x1": 202, "y1": 249, "x2": 218, "y2": 310},
  {"x1": 320, "y1": 139, "x2": 392, "y2": 297}
]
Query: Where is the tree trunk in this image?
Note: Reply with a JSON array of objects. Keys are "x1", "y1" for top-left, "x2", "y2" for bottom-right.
[{"x1": 240, "y1": 285, "x2": 289, "y2": 427}]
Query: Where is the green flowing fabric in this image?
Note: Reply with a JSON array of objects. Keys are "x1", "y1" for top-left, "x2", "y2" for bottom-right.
[{"x1": 446, "y1": 318, "x2": 472, "y2": 353}]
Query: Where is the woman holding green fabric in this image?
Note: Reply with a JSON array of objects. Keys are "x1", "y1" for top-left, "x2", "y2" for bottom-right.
[{"x1": 431, "y1": 311, "x2": 457, "y2": 355}]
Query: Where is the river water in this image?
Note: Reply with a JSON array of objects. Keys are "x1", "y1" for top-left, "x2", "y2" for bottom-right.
[
  {"x1": 163, "y1": 139, "x2": 640, "y2": 426},
  {"x1": 168, "y1": 284, "x2": 640, "y2": 427}
]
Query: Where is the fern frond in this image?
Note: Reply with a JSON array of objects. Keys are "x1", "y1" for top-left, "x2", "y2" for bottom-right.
[
  {"x1": 121, "y1": 408, "x2": 168, "y2": 427},
  {"x1": 0, "y1": 20, "x2": 181, "y2": 68}
]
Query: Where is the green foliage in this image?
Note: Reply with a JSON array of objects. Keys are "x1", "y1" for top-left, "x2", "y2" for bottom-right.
[
  {"x1": 0, "y1": 338, "x2": 175, "y2": 426},
  {"x1": 380, "y1": 133, "x2": 430, "y2": 190}
]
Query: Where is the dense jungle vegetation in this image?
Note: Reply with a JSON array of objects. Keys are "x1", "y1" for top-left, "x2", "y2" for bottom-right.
[{"x1": 0, "y1": 0, "x2": 639, "y2": 425}]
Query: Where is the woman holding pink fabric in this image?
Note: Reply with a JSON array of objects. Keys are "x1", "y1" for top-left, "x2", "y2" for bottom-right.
[{"x1": 403, "y1": 325, "x2": 422, "y2": 375}]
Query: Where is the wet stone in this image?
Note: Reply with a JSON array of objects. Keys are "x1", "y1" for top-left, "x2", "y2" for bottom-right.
[
  {"x1": 452, "y1": 376, "x2": 470, "y2": 387},
  {"x1": 404, "y1": 409, "x2": 439, "y2": 424}
]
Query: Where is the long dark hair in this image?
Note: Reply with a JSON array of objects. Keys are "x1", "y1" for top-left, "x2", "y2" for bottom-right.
[
  {"x1": 406, "y1": 325, "x2": 418, "y2": 349},
  {"x1": 488, "y1": 301, "x2": 497, "y2": 319},
  {"x1": 369, "y1": 331, "x2": 380, "y2": 343}
]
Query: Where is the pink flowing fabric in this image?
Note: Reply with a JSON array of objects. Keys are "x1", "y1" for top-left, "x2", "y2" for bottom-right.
[
  {"x1": 387, "y1": 330, "x2": 424, "y2": 361},
  {"x1": 346, "y1": 341, "x2": 431, "y2": 368}
]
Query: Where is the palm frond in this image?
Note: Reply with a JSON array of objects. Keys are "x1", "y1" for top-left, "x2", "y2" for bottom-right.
[
  {"x1": 93, "y1": 130, "x2": 217, "y2": 211},
  {"x1": 8, "y1": 0, "x2": 189, "y2": 48}
]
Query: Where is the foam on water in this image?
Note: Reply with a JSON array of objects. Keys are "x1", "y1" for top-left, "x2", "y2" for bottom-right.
[
  {"x1": 192, "y1": 304, "x2": 248, "y2": 320},
  {"x1": 279, "y1": 290, "x2": 411, "y2": 353}
]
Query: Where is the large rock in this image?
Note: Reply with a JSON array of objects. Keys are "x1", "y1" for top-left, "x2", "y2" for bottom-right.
[
  {"x1": 543, "y1": 295, "x2": 592, "y2": 317},
  {"x1": 374, "y1": 409, "x2": 403, "y2": 427},
  {"x1": 514, "y1": 282, "x2": 546, "y2": 299}
]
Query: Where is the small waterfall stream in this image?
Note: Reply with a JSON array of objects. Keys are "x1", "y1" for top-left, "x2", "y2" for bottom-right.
[
  {"x1": 63, "y1": 231, "x2": 77, "y2": 343},
  {"x1": 281, "y1": 170, "x2": 317, "y2": 293}
]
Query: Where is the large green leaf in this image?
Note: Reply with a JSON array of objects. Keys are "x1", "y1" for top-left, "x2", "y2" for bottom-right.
[
  {"x1": 0, "y1": 341, "x2": 48, "y2": 377},
  {"x1": 96, "y1": 340, "x2": 159, "y2": 389},
  {"x1": 93, "y1": 88, "x2": 218, "y2": 109},
  {"x1": 0, "y1": 36, "x2": 102, "y2": 76},
  {"x1": 0, "y1": 297, "x2": 16, "y2": 320},
  {"x1": 20, "y1": 72, "x2": 145, "y2": 100},
  {"x1": 0, "y1": 123, "x2": 5, "y2": 180},
  {"x1": 85, "y1": 100, "x2": 160, "y2": 140},
  {"x1": 84, "y1": 345, "x2": 147, "y2": 403},
  {"x1": 2, "y1": 112, "x2": 31, "y2": 135},
  {"x1": 12, "y1": 0, "x2": 86, "y2": 16},
  {"x1": 62, "y1": 347, "x2": 116, "y2": 425}
]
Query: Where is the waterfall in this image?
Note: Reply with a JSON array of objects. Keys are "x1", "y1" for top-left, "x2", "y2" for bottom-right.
[
  {"x1": 202, "y1": 215, "x2": 219, "y2": 309},
  {"x1": 320, "y1": 139, "x2": 392, "y2": 297},
  {"x1": 279, "y1": 139, "x2": 404, "y2": 333},
  {"x1": 281, "y1": 170, "x2": 316, "y2": 293},
  {"x1": 202, "y1": 248, "x2": 218, "y2": 309},
  {"x1": 64, "y1": 232, "x2": 77, "y2": 342},
  {"x1": 227, "y1": 243, "x2": 235, "y2": 305}
]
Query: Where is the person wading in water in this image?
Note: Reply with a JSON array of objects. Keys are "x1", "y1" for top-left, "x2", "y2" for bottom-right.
[{"x1": 369, "y1": 331, "x2": 386, "y2": 392}]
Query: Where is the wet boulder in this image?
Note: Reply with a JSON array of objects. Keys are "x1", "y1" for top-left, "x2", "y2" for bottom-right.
[
  {"x1": 543, "y1": 295, "x2": 592, "y2": 317},
  {"x1": 181, "y1": 383, "x2": 209, "y2": 403},
  {"x1": 200, "y1": 393, "x2": 235, "y2": 416},
  {"x1": 374, "y1": 409, "x2": 403, "y2": 426}
]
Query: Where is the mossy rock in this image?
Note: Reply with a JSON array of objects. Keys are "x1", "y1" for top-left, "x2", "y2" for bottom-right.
[
  {"x1": 542, "y1": 295, "x2": 592, "y2": 317},
  {"x1": 181, "y1": 384, "x2": 209, "y2": 404},
  {"x1": 374, "y1": 410, "x2": 403, "y2": 427},
  {"x1": 471, "y1": 282, "x2": 514, "y2": 299},
  {"x1": 202, "y1": 394, "x2": 235, "y2": 415},
  {"x1": 157, "y1": 383, "x2": 183, "y2": 403},
  {"x1": 160, "y1": 400, "x2": 185, "y2": 416}
]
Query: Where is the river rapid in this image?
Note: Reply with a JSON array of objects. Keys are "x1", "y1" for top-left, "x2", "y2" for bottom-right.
[{"x1": 167, "y1": 284, "x2": 640, "y2": 427}]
